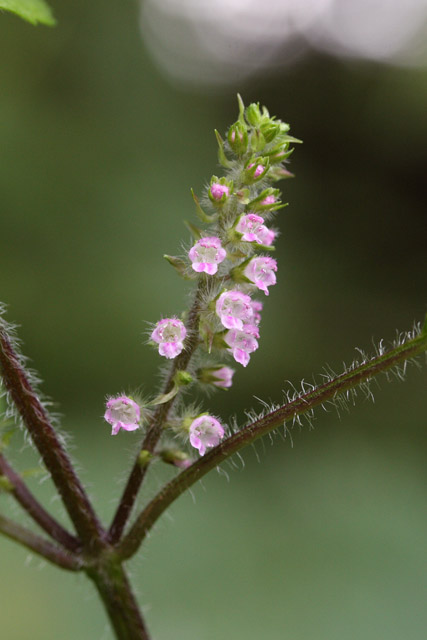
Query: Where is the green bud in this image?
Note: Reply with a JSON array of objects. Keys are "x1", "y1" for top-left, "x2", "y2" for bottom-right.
[
  {"x1": 264, "y1": 145, "x2": 294, "y2": 164},
  {"x1": 250, "y1": 129, "x2": 266, "y2": 153},
  {"x1": 0, "y1": 475, "x2": 13, "y2": 491},
  {"x1": 138, "y1": 450, "x2": 153, "y2": 468},
  {"x1": 260, "y1": 122, "x2": 280, "y2": 143},
  {"x1": 159, "y1": 449, "x2": 191, "y2": 469},
  {"x1": 245, "y1": 102, "x2": 262, "y2": 126},
  {"x1": 174, "y1": 370, "x2": 193, "y2": 387}
]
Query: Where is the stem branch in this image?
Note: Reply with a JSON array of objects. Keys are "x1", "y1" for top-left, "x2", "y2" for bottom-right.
[
  {"x1": 0, "y1": 513, "x2": 82, "y2": 571},
  {"x1": 0, "y1": 453, "x2": 81, "y2": 552},
  {"x1": 108, "y1": 281, "x2": 207, "y2": 543},
  {"x1": 87, "y1": 559, "x2": 151, "y2": 640},
  {"x1": 118, "y1": 327, "x2": 427, "y2": 559},
  {"x1": 0, "y1": 321, "x2": 104, "y2": 547}
]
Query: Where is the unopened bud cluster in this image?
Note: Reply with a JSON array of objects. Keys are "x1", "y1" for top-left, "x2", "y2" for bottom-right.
[{"x1": 104, "y1": 97, "x2": 299, "y2": 459}]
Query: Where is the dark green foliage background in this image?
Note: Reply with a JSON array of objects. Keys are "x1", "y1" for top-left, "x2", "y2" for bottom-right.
[{"x1": 0, "y1": 2, "x2": 426, "y2": 638}]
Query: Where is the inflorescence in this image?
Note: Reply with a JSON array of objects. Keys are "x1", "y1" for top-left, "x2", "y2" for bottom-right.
[{"x1": 104, "y1": 96, "x2": 300, "y2": 458}]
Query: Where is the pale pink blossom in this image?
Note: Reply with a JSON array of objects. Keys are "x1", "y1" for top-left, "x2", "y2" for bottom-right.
[
  {"x1": 211, "y1": 366, "x2": 235, "y2": 389},
  {"x1": 235, "y1": 214, "x2": 275, "y2": 246},
  {"x1": 151, "y1": 318, "x2": 187, "y2": 359},
  {"x1": 104, "y1": 396, "x2": 140, "y2": 436},
  {"x1": 224, "y1": 324, "x2": 259, "y2": 367},
  {"x1": 188, "y1": 237, "x2": 226, "y2": 275},
  {"x1": 216, "y1": 290, "x2": 253, "y2": 330},
  {"x1": 244, "y1": 257, "x2": 277, "y2": 296},
  {"x1": 251, "y1": 300, "x2": 263, "y2": 325},
  {"x1": 189, "y1": 415, "x2": 225, "y2": 455},
  {"x1": 210, "y1": 183, "x2": 229, "y2": 201}
]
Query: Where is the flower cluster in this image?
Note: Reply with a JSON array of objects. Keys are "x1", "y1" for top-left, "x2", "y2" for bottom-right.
[{"x1": 104, "y1": 97, "x2": 298, "y2": 458}]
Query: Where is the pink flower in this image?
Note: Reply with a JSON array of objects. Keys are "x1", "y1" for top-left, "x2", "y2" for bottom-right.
[
  {"x1": 188, "y1": 237, "x2": 226, "y2": 275},
  {"x1": 210, "y1": 183, "x2": 230, "y2": 201},
  {"x1": 235, "y1": 214, "x2": 275, "y2": 246},
  {"x1": 189, "y1": 415, "x2": 225, "y2": 456},
  {"x1": 104, "y1": 396, "x2": 140, "y2": 436},
  {"x1": 211, "y1": 366, "x2": 235, "y2": 389},
  {"x1": 244, "y1": 257, "x2": 277, "y2": 296},
  {"x1": 215, "y1": 290, "x2": 253, "y2": 330},
  {"x1": 151, "y1": 318, "x2": 187, "y2": 359},
  {"x1": 224, "y1": 324, "x2": 259, "y2": 367},
  {"x1": 251, "y1": 300, "x2": 263, "y2": 325}
]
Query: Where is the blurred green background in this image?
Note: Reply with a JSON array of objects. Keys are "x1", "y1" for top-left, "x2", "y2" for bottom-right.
[{"x1": 0, "y1": 1, "x2": 426, "y2": 638}]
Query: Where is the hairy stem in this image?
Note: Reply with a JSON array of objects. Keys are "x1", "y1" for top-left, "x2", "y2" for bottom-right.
[
  {"x1": 0, "y1": 513, "x2": 82, "y2": 571},
  {"x1": 87, "y1": 559, "x2": 151, "y2": 640},
  {"x1": 0, "y1": 453, "x2": 81, "y2": 552},
  {"x1": 0, "y1": 323, "x2": 104, "y2": 547},
  {"x1": 108, "y1": 281, "x2": 207, "y2": 543},
  {"x1": 117, "y1": 326, "x2": 427, "y2": 559}
]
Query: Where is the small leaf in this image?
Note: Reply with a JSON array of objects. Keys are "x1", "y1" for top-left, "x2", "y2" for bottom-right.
[
  {"x1": 190, "y1": 188, "x2": 217, "y2": 223},
  {"x1": 184, "y1": 220, "x2": 203, "y2": 240},
  {"x1": 237, "y1": 94, "x2": 245, "y2": 124},
  {"x1": 151, "y1": 385, "x2": 179, "y2": 406},
  {"x1": 0, "y1": 0, "x2": 56, "y2": 26},
  {"x1": 214, "y1": 130, "x2": 232, "y2": 168},
  {"x1": 164, "y1": 255, "x2": 195, "y2": 280}
]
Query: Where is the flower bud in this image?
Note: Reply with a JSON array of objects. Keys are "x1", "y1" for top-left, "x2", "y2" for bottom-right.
[
  {"x1": 197, "y1": 365, "x2": 235, "y2": 389},
  {"x1": 259, "y1": 122, "x2": 280, "y2": 143},
  {"x1": 227, "y1": 122, "x2": 248, "y2": 155},
  {"x1": 208, "y1": 177, "x2": 233, "y2": 204},
  {"x1": 248, "y1": 188, "x2": 281, "y2": 212},
  {"x1": 159, "y1": 449, "x2": 192, "y2": 469},
  {"x1": 243, "y1": 159, "x2": 269, "y2": 184},
  {"x1": 174, "y1": 370, "x2": 193, "y2": 387},
  {"x1": 245, "y1": 102, "x2": 262, "y2": 126}
]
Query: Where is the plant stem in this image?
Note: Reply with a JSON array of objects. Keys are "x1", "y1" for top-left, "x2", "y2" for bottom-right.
[
  {"x1": 108, "y1": 281, "x2": 207, "y2": 543},
  {"x1": 0, "y1": 513, "x2": 82, "y2": 571},
  {"x1": 87, "y1": 559, "x2": 151, "y2": 640},
  {"x1": 117, "y1": 326, "x2": 427, "y2": 560},
  {"x1": 0, "y1": 322, "x2": 104, "y2": 547},
  {"x1": 0, "y1": 453, "x2": 81, "y2": 552}
]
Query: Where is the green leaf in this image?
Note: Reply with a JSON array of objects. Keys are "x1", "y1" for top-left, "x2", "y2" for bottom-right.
[
  {"x1": 214, "y1": 130, "x2": 232, "y2": 168},
  {"x1": 190, "y1": 188, "x2": 217, "y2": 223},
  {"x1": 0, "y1": 0, "x2": 56, "y2": 26}
]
